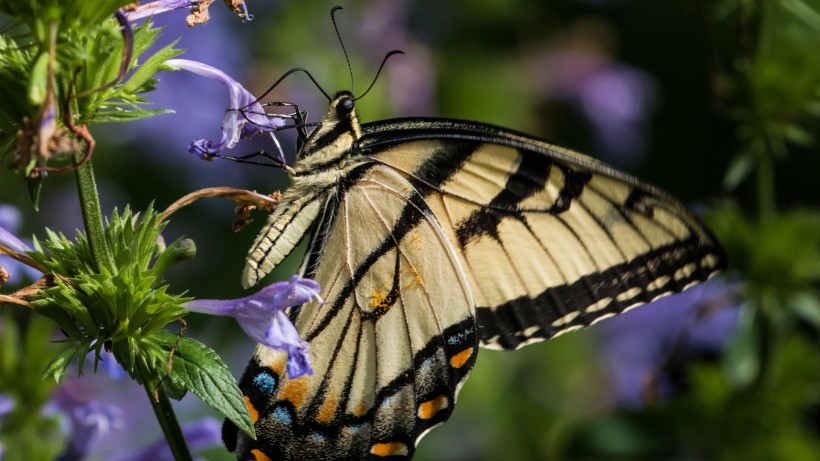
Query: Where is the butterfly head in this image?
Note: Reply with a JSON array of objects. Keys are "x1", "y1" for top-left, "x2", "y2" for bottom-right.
[{"x1": 295, "y1": 91, "x2": 363, "y2": 169}]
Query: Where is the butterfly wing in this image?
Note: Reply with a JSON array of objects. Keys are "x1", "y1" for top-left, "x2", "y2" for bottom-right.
[
  {"x1": 357, "y1": 118, "x2": 727, "y2": 350},
  {"x1": 234, "y1": 165, "x2": 478, "y2": 461}
]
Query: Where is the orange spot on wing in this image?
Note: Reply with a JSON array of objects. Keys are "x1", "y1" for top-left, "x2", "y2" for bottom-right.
[
  {"x1": 316, "y1": 394, "x2": 338, "y2": 424},
  {"x1": 278, "y1": 376, "x2": 309, "y2": 409},
  {"x1": 244, "y1": 395, "x2": 258, "y2": 424},
  {"x1": 418, "y1": 395, "x2": 449, "y2": 420},
  {"x1": 268, "y1": 354, "x2": 286, "y2": 375},
  {"x1": 370, "y1": 289, "x2": 389, "y2": 309},
  {"x1": 449, "y1": 347, "x2": 474, "y2": 369},
  {"x1": 250, "y1": 449, "x2": 272, "y2": 461},
  {"x1": 371, "y1": 442, "x2": 409, "y2": 457},
  {"x1": 351, "y1": 401, "x2": 371, "y2": 417}
]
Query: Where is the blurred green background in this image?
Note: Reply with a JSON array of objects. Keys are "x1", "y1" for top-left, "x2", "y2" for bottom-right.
[{"x1": 1, "y1": 0, "x2": 819, "y2": 459}]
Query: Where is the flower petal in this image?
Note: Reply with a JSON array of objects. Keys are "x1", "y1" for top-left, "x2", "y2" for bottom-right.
[
  {"x1": 55, "y1": 386, "x2": 123, "y2": 461},
  {"x1": 167, "y1": 59, "x2": 283, "y2": 157},
  {"x1": 183, "y1": 297, "x2": 242, "y2": 317},
  {"x1": 185, "y1": 276, "x2": 321, "y2": 378},
  {"x1": 0, "y1": 225, "x2": 30, "y2": 253},
  {"x1": 124, "y1": 0, "x2": 197, "y2": 22},
  {"x1": 286, "y1": 340, "x2": 313, "y2": 378}
]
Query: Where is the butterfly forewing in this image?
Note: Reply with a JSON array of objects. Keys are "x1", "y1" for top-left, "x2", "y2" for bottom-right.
[
  {"x1": 236, "y1": 165, "x2": 477, "y2": 461},
  {"x1": 359, "y1": 119, "x2": 726, "y2": 349}
]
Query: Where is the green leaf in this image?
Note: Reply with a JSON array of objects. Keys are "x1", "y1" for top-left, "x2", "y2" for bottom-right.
[
  {"x1": 723, "y1": 305, "x2": 760, "y2": 386},
  {"x1": 723, "y1": 151, "x2": 755, "y2": 190},
  {"x1": 162, "y1": 376, "x2": 188, "y2": 401},
  {"x1": 42, "y1": 348, "x2": 78, "y2": 383},
  {"x1": 122, "y1": 41, "x2": 183, "y2": 95},
  {"x1": 788, "y1": 291, "x2": 820, "y2": 331},
  {"x1": 154, "y1": 330, "x2": 256, "y2": 439},
  {"x1": 26, "y1": 175, "x2": 43, "y2": 211},
  {"x1": 28, "y1": 51, "x2": 49, "y2": 105},
  {"x1": 92, "y1": 108, "x2": 174, "y2": 123}
]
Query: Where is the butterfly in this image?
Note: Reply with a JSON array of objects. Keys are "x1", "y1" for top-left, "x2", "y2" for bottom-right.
[{"x1": 222, "y1": 90, "x2": 726, "y2": 461}]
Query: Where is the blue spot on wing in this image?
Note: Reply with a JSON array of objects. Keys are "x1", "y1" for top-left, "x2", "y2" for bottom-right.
[
  {"x1": 253, "y1": 371, "x2": 277, "y2": 394},
  {"x1": 349, "y1": 424, "x2": 363, "y2": 434},
  {"x1": 447, "y1": 330, "x2": 469, "y2": 346},
  {"x1": 273, "y1": 406, "x2": 292, "y2": 425}
]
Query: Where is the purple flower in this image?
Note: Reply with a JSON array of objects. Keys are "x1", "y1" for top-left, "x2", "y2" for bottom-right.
[
  {"x1": 531, "y1": 49, "x2": 657, "y2": 166},
  {"x1": 184, "y1": 275, "x2": 322, "y2": 378},
  {"x1": 85, "y1": 348, "x2": 127, "y2": 380},
  {"x1": 594, "y1": 280, "x2": 739, "y2": 407},
  {"x1": 164, "y1": 59, "x2": 285, "y2": 161},
  {"x1": 0, "y1": 204, "x2": 42, "y2": 286},
  {"x1": 112, "y1": 418, "x2": 220, "y2": 461},
  {"x1": 0, "y1": 205, "x2": 30, "y2": 254},
  {"x1": 0, "y1": 394, "x2": 14, "y2": 419},
  {"x1": 123, "y1": 0, "x2": 197, "y2": 22},
  {"x1": 54, "y1": 384, "x2": 124, "y2": 461}
]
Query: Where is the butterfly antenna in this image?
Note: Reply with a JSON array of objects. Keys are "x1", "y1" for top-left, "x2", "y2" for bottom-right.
[
  {"x1": 247, "y1": 67, "x2": 331, "y2": 109},
  {"x1": 331, "y1": 5, "x2": 355, "y2": 96},
  {"x1": 354, "y1": 50, "x2": 405, "y2": 101}
]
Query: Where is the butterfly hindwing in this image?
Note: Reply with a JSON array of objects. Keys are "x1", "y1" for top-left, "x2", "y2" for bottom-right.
[
  {"x1": 358, "y1": 118, "x2": 726, "y2": 350},
  {"x1": 235, "y1": 165, "x2": 477, "y2": 461}
]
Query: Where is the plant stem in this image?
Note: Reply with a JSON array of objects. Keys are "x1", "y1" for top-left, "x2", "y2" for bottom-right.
[
  {"x1": 136, "y1": 359, "x2": 194, "y2": 461},
  {"x1": 73, "y1": 155, "x2": 115, "y2": 272},
  {"x1": 757, "y1": 139, "x2": 776, "y2": 221}
]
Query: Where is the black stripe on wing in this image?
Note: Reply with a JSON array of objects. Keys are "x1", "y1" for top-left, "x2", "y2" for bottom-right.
[
  {"x1": 233, "y1": 317, "x2": 477, "y2": 461},
  {"x1": 476, "y1": 235, "x2": 726, "y2": 349},
  {"x1": 298, "y1": 141, "x2": 481, "y2": 342}
]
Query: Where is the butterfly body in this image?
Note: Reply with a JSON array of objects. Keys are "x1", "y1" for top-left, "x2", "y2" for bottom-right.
[{"x1": 227, "y1": 91, "x2": 726, "y2": 460}]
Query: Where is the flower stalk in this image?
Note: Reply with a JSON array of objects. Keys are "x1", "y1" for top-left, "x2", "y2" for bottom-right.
[
  {"x1": 73, "y1": 155, "x2": 115, "y2": 274},
  {"x1": 73, "y1": 154, "x2": 194, "y2": 460},
  {"x1": 136, "y1": 359, "x2": 194, "y2": 461}
]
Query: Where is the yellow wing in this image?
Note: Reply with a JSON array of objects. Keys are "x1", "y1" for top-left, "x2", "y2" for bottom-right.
[
  {"x1": 235, "y1": 166, "x2": 477, "y2": 461},
  {"x1": 359, "y1": 119, "x2": 726, "y2": 350}
]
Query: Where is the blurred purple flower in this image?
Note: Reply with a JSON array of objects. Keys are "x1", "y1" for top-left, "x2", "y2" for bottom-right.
[
  {"x1": 124, "y1": 1, "x2": 197, "y2": 22},
  {"x1": 531, "y1": 49, "x2": 657, "y2": 166},
  {"x1": 0, "y1": 394, "x2": 13, "y2": 418},
  {"x1": 0, "y1": 204, "x2": 42, "y2": 286},
  {"x1": 0, "y1": 205, "x2": 30, "y2": 253},
  {"x1": 85, "y1": 348, "x2": 127, "y2": 381},
  {"x1": 358, "y1": 0, "x2": 437, "y2": 116},
  {"x1": 112, "y1": 418, "x2": 220, "y2": 461},
  {"x1": 54, "y1": 384, "x2": 124, "y2": 461},
  {"x1": 165, "y1": 59, "x2": 286, "y2": 160},
  {"x1": 184, "y1": 275, "x2": 322, "y2": 378},
  {"x1": 594, "y1": 280, "x2": 739, "y2": 407}
]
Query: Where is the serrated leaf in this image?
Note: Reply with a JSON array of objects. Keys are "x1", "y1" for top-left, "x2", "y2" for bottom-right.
[
  {"x1": 162, "y1": 376, "x2": 188, "y2": 401},
  {"x1": 122, "y1": 41, "x2": 183, "y2": 95},
  {"x1": 154, "y1": 330, "x2": 255, "y2": 439},
  {"x1": 42, "y1": 348, "x2": 78, "y2": 383}
]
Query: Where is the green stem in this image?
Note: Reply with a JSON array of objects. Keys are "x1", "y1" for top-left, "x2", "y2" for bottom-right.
[
  {"x1": 73, "y1": 155, "x2": 115, "y2": 272},
  {"x1": 136, "y1": 359, "x2": 194, "y2": 461},
  {"x1": 757, "y1": 144, "x2": 775, "y2": 221}
]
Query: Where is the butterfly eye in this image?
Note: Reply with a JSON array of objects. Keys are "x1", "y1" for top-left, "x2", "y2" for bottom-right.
[{"x1": 337, "y1": 98, "x2": 354, "y2": 116}]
